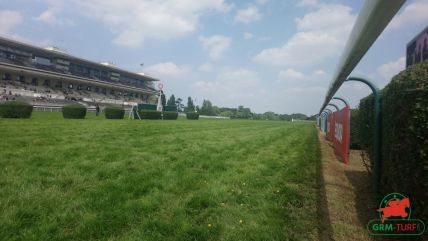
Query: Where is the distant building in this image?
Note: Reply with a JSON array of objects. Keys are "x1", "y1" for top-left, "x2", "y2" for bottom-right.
[
  {"x1": 406, "y1": 26, "x2": 428, "y2": 68},
  {"x1": 0, "y1": 36, "x2": 158, "y2": 104}
]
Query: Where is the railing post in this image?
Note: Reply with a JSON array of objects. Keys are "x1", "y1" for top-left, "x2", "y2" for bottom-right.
[{"x1": 346, "y1": 76, "x2": 381, "y2": 196}]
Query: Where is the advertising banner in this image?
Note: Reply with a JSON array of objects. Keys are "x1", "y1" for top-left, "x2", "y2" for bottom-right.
[{"x1": 332, "y1": 106, "x2": 350, "y2": 164}]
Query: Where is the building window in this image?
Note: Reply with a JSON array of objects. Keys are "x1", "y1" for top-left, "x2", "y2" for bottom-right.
[
  {"x1": 55, "y1": 81, "x2": 62, "y2": 88},
  {"x1": 94, "y1": 86, "x2": 99, "y2": 93},
  {"x1": 68, "y1": 84, "x2": 73, "y2": 89},
  {"x1": 86, "y1": 86, "x2": 92, "y2": 91},
  {"x1": 110, "y1": 89, "x2": 115, "y2": 95},
  {"x1": 3, "y1": 73, "x2": 11, "y2": 80},
  {"x1": 31, "y1": 78, "x2": 38, "y2": 86},
  {"x1": 18, "y1": 75, "x2": 25, "y2": 83}
]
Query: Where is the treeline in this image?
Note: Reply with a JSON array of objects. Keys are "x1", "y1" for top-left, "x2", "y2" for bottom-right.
[{"x1": 160, "y1": 94, "x2": 315, "y2": 121}]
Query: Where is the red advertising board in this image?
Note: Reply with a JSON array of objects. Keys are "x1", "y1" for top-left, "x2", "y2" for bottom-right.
[
  {"x1": 326, "y1": 113, "x2": 334, "y2": 142},
  {"x1": 332, "y1": 106, "x2": 350, "y2": 164}
]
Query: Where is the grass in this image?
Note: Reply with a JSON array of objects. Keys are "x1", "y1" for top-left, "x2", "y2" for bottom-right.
[{"x1": 0, "y1": 112, "x2": 320, "y2": 241}]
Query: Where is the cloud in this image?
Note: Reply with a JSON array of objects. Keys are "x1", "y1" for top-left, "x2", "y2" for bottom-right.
[
  {"x1": 279, "y1": 68, "x2": 327, "y2": 81},
  {"x1": 234, "y1": 6, "x2": 261, "y2": 24},
  {"x1": 71, "y1": 0, "x2": 231, "y2": 47},
  {"x1": 253, "y1": 4, "x2": 355, "y2": 66},
  {"x1": 199, "y1": 35, "x2": 231, "y2": 60},
  {"x1": 35, "y1": 0, "x2": 73, "y2": 25},
  {"x1": 389, "y1": 0, "x2": 428, "y2": 30},
  {"x1": 198, "y1": 63, "x2": 214, "y2": 72},
  {"x1": 376, "y1": 56, "x2": 405, "y2": 86},
  {"x1": 193, "y1": 68, "x2": 264, "y2": 107},
  {"x1": 0, "y1": 10, "x2": 23, "y2": 36},
  {"x1": 243, "y1": 32, "x2": 254, "y2": 40},
  {"x1": 256, "y1": 0, "x2": 269, "y2": 5},
  {"x1": 296, "y1": 0, "x2": 318, "y2": 7},
  {"x1": 145, "y1": 62, "x2": 191, "y2": 78}
]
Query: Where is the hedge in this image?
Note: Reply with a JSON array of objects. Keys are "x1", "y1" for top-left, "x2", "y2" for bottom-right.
[
  {"x1": 163, "y1": 111, "x2": 178, "y2": 120},
  {"x1": 163, "y1": 105, "x2": 177, "y2": 112},
  {"x1": 186, "y1": 112, "x2": 199, "y2": 120},
  {"x1": 62, "y1": 103, "x2": 86, "y2": 119},
  {"x1": 357, "y1": 60, "x2": 428, "y2": 219},
  {"x1": 350, "y1": 109, "x2": 361, "y2": 149},
  {"x1": 139, "y1": 110, "x2": 162, "y2": 119},
  {"x1": 0, "y1": 101, "x2": 33, "y2": 118},
  {"x1": 105, "y1": 106, "x2": 125, "y2": 119},
  {"x1": 138, "y1": 103, "x2": 157, "y2": 111}
]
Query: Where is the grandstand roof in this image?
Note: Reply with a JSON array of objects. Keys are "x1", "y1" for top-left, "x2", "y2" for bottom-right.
[{"x1": 0, "y1": 36, "x2": 160, "y2": 82}]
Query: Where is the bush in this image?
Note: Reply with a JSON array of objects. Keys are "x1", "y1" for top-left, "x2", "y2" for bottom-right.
[
  {"x1": 62, "y1": 103, "x2": 86, "y2": 119},
  {"x1": 138, "y1": 103, "x2": 157, "y2": 111},
  {"x1": 163, "y1": 111, "x2": 178, "y2": 120},
  {"x1": 0, "y1": 101, "x2": 33, "y2": 118},
  {"x1": 139, "y1": 110, "x2": 162, "y2": 119},
  {"x1": 163, "y1": 105, "x2": 177, "y2": 112},
  {"x1": 105, "y1": 106, "x2": 125, "y2": 119},
  {"x1": 350, "y1": 109, "x2": 361, "y2": 149},
  {"x1": 186, "y1": 112, "x2": 199, "y2": 120},
  {"x1": 357, "y1": 60, "x2": 428, "y2": 219}
]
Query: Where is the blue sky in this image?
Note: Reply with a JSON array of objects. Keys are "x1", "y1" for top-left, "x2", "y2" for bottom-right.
[{"x1": 1, "y1": 0, "x2": 427, "y2": 115}]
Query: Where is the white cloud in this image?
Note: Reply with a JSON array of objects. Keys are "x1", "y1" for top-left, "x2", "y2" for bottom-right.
[
  {"x1": 0, "y1": 10, "x2": 23, "y2": 36},
  {"x1": 145, "y1": 62, "x2": 191, "y2": 78},
  {"x1": 389, "y1": 0, "x2": 428, "y2": 30},
  {"x1": 376, "y1": 56, "x2": 405, "y2": 86},
  {"x1": 297, "y1": 0, "x2": 318, "y2": 7},
  {"x1": 71, "y1": 0, "x2": 231, "y2": 47},
  {"x1": 198, "y1": 63, "x2": 214, "y2": 72},
  {"x1": 243, "y1": 32, "x2": 254, "y2": 40},
  {"x1": 279, "y1": 68, "x2": 327, "y2": 82},
  {"x1": 199, "y1": 35, "x2": 231, "y2": 60},
  {"x1": 253, "y1": 4, "x2": 355, "y2": 66},
  {"x1": 234, "y1": 6, "x2": 261, "y2": 24},
  {"x1": 35, "y1": 0, "x2": 73, "y2": 25},
  {"x1": 193, "y1": 68, "x2": 264, "y2": 107},
  {"x1": 256, "y1": 0, "x2": 269, "y2": 5}
]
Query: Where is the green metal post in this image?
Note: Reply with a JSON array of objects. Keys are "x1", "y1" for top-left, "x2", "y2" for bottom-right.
[
  {"x1": 323, "y1": 109, "x2": 333, "y2": 133},
  {"x1": 320, "y1": 111, "x2": 329, "y2": 132},
  {"x1": 346, "y1": 76, "x2": 381, "y2": 196}
]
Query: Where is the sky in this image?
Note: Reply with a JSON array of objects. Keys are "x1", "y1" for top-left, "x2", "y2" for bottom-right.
[{"x1": 1, "y1": 0, "x2": 427, "y2": 115}]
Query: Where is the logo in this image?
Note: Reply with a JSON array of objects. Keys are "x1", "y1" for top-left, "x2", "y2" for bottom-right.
[{"x1": 367, "y1": 193, "x2": 425, "y2": 236}]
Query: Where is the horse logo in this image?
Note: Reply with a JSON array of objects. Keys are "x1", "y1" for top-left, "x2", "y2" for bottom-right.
[{"x1": 377, "y1": 193, "x2": 411, "y2": 223}]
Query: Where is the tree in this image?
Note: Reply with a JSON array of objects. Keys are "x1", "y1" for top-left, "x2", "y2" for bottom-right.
[
  {"x1": 175, "y1": 98, "x2": 184, "y2": 112},
  {"x1": 200, "y1": 99, "x2": 215, "y2": 116},
  {"x1": 186, "y1": 97, "x2": 195, "y2": 112},
  {"x1": 167, "y1": 94, "x2": 176, "y2": 107},
  {"x1": 161, "y1": 91, "x2": 166, "y2": 106}
]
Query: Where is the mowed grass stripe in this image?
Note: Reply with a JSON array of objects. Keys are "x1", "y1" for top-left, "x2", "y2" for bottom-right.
[{"x1": 0, "y1": 113, "x2": 319, "y2": 241}]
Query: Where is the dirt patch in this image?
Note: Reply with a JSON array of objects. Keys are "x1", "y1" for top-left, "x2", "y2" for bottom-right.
[{"x1": 317, "y1": 130, "x2": 377, "y2": 241}]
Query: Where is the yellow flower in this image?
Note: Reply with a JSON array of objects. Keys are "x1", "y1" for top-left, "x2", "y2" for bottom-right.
[
  {"x1": 208, "y1": 223, "x2": 212, "y2": 228},
  {"x1": 239, "y1": 219, "x2": 243, "y2": 224}
]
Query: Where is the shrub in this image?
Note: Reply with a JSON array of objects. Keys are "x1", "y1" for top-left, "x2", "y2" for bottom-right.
[
  {"x1": 350, "y1": 109, "x2": 361, "y2": 149},
  {"x1": 139, "y1": 110, "x2": 162, "y2": 119},
  {"x1": 62, "y1": 103, "x2": 86, "y2": 119},
  {"x1": 105, "y1": 106, "x2": 125, "y2": 119},
  {"x1": 0, "y1": 101, "x2": 33, "y2": 118},
  {"x1": 357, "y1": 60, "x2": 428, "y2": 219},
  {"x1": 138, "y1": 103, "x2": 157, "y2": 111},
  {"x1": 186, "y1": 112, "x2": 199, "y2": 120},
  {"x1": 163, "y1": 105, "x2": 177, "y2": 112},
  {"x1": 163, "y1": 111, "x2": 178, "y2": 120}
]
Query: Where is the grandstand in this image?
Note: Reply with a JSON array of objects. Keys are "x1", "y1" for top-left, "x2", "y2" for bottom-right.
[{"x1": 0, "y1": 36, "x2": 159, "y2": 107}]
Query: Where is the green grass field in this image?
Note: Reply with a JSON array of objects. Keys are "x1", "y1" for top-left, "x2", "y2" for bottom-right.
[{"x1": 0, "y1": 113, "x2": 320, "y2": 241}]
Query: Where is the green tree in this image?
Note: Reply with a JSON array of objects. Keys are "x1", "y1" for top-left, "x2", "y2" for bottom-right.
[
  {"x1": 200, "y1": 100, "x2": 216, "y2": 116},
  {"x1": 161, "y1": 91, "x2": 166, "y2": 106},
  {"x1": 167, "y1": 94, "x2": 176, "y2": 107},
  {"x1": 186, "y1": 97, "x2": 195, "y2": 112}
]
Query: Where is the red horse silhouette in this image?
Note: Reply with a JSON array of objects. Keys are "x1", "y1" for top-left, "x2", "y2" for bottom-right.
[{"x1": 377, "y1": 197, "x2": 410, "y2": 223}]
